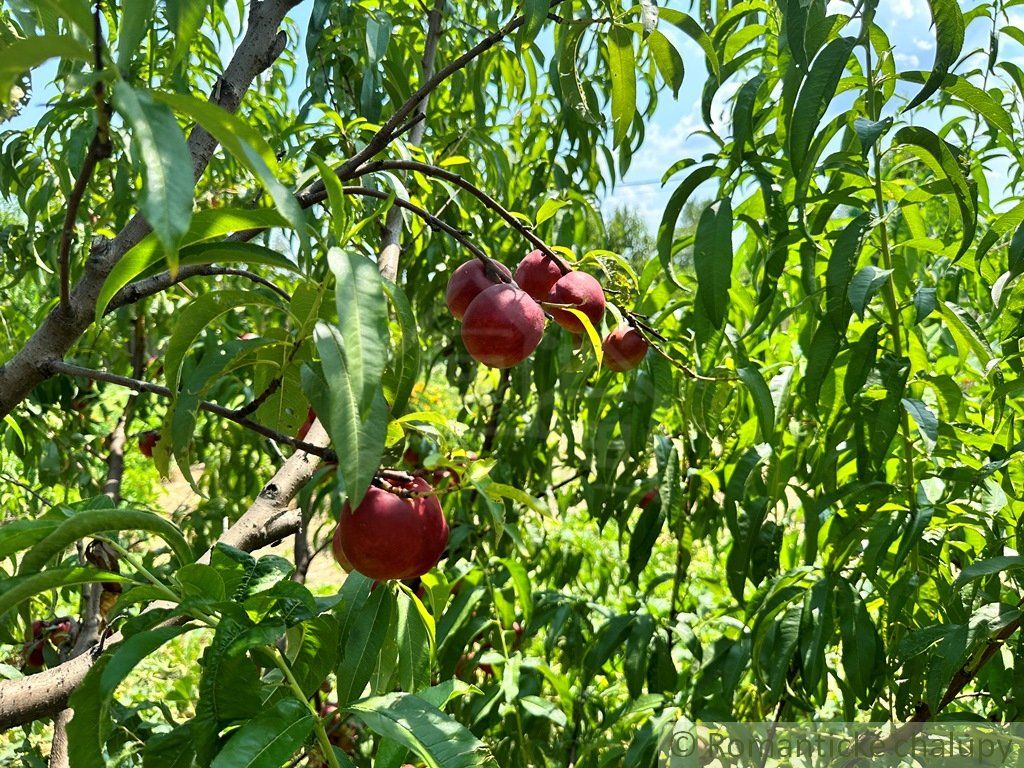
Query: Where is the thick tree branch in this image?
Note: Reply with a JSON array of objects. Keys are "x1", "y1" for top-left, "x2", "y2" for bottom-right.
[
  {"x1": 0, "y1": 421, "x2": 329, "y2": 731},
  {"x1": 0, "y1": 0, "x2": 295, "y2": 420},
  {"x1": 46, "y1": 361, "x2": 337, "y2": 462}
]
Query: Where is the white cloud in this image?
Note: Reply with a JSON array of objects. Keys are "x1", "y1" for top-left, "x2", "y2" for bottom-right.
[{"x1": 894, "y1": 53, "x2": 921, "y2": 68}]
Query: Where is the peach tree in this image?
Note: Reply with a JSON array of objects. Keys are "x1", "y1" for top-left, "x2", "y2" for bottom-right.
[{"x1": 1, "y1": 0, "x2": 1024, "y2": 766}]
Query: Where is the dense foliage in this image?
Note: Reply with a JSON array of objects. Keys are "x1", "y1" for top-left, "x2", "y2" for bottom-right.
[{"x1": 1, "y1": 0, "x2": 1024, "y2": 766}]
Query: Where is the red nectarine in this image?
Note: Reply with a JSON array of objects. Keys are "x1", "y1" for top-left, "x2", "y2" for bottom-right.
[
  {"x1": 335, "y1": 478, "x2": 448, "y2": 580},
  {"x1": 461, "y1": 284, "x2": 545, "y2": 368},
  {"x1": 445, "y1": 259, "x2": 512, "y2": 320},
  {"x1": 602, "y1": 326, "x2": 649, "y2": 372},
  {"x1": 514, "y1": 249, "x2": 564, "y2": 301},
  {"x1": 297, "y1": 407, "x2": 316, "y2": 441},
  {"x1": 545, "y1": 271, "x2": 605, "y2": 334},
  {"x1": 139, "y1": 430, "x2": 160, "y2": 458}
]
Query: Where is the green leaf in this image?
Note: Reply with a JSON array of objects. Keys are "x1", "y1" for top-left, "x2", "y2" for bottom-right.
[
  {"x1": 607, "y1": 25, "x2": 637, "y2": 148},
  {"x1": 845, "y1": 324, "x2": 879, "y2": 403},
  {"x1": 901, "y1": 398, "x2": 938, "y2": 449},
  {"x1": 381, "y1": 279, "x2": 420, "y2": 417},
  {"x1": 657, "y1": 165, "x2": 718, "y2": 288},
  {"x1": 96, "y1": 207, "x2": 290, "y2": 315},
  {"x1": 628, "y1": 499, "x2": 664, "y2": 582},
  {"x1": 305, "y1": 325, "x2": 388, "y2": 507},
  {"x1": 0, "y1": 567, "x2": 129, "y2": 619},
  {"x1": 737, "y1": 365, "x2": 775, "y2": 439},
  {"x1": 519, "y1": 0, "x2": 548, "y2": 45},
  {"x1": 647, "y1": 29, "x2": 683, "y2": 97},
  {"x1": 976, "y1": 199, "x2": 1024, "y2": 264},
  {"x1": 904, "y1": 0, "x2": 965, "y2": 112},
  {"x1": 18, "y1": 508, "x2": 192, "y2": 575},
  {"x1": 117, "y1": 0, "x2": 155, "y2": 71},
  {"x1": 291, "y1": 615, "x2": 340, "y2": 697},
  {"x1": 68, "y1": 626, "x2": 196, "y2": 768},
  {"x1": 210, "y1": 697, "x2": 314, "y2": 768},
  {"x1": 853, "y1": 117, "x2": 893, "y2": 154},
  {"x1": 787, "y1": 36, "x2": 856, "y2": 174},
  {"x1": 396, "y1": 590, "x2": 431, "y2": 692},
  {"x1": 0, "y1": 35, "x2": 91, "y2": 96},
  {"x1": 938, "y1": 301, "x2": 992, "y2": 367},
  {"x1": 953, "y1": 556, "x2": 1024, "y2": 590},
  {"x1": 657, "y1": 8, "x2": 720, "y2": 81},
  {"x1": 329, "y1": 248, "x2": 389, "y2": 414},
  {"x1": 803, "y1": 322, "x2": 841, "y2": 406},
  {"x1": 895, "y1": 126, "x2": 977, "y2": 260},
  {"x1": 194, "y1": 610, "x2": 264, "y2": 763},
  {"x1": 163, "y1": 289, "x2": 279, "y2": 394},
  {"x1": 346, "y1": 692, "x2": 490, "y2": 768},
  {"x1": 836, "y1": 581, "x2": 883, "y2": 704},
  {"x1": 113, "y1": 82, "x2": 194, "y2": 272},
  {"x1": 825, "y1": 213, "x2": 871, "y2": 332},
  {"x1": 535, "y1": 198, "x2": 569, "y2": 225},
  {"x1": 336, "y1": 582, "x2": 394, "y2": 706},
  {"x1": 848, "y1": 265, "x2": 892, "y2": 319},
  {"x1": 152, "y1": 90, "x2": 308, "y2": 252},
  {"x1": 693, "y1": 199, "x2": 733, "y2": 329},
  {"x1": 899, "y1": 72, "x2": 1013, "y2": 136}
]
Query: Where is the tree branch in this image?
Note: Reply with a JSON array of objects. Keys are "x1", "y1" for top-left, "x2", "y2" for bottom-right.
[
  {"x1": 58, "y1": 0, "x2": 112, "y2": 312},
  {"x1": 377, "y1": 0, "x2": 446, "y2": 282},
  {"x1": 359, "y1": 159, "x2": 573, "y2": 274},
  {"x1": 300, "y1": 0, "x2": 571, "y2": 196},
  {"x1": 106, "y1": 265, "x2": 291, "y2": 313},
  {"x1": 333, "y1": 186, "x2": 510, "y2": 279},
  {"x1": 45, "y1": 361, "x2": 337, "y2": 462},
  {"x1": 0, "y1": 0, "x2": 295, "y2": 420},
  {"x1": 0, "y1": 421, "x2": 330, "y2": 731}
]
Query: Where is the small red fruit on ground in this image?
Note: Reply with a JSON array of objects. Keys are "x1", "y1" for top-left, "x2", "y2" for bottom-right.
[
  {"x1": 461, "y1": 284, "x2": 545, "y2": 368},
  {"x1": 603, "y1": 326, "x2": 650, "y2": 372},
  {"x1": 545, "y1": 271, "x2": 606, "y2": 334},
  {"x1": 334, "y1": 478, "x2": 448, "y2": 580},
  {"x1": 514, "y1": 249, "x2": 564, "y2": 301},
  {"x1": 445, "y1": 259, "x2": 512, "y2": 320}
]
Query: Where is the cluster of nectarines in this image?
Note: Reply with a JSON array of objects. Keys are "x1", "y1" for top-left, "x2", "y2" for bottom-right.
[{"x1": 446, "y1": 249, "x2": 649, "y2": 371}]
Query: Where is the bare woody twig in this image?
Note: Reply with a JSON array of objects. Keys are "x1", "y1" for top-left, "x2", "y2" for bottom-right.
[
  {"x1": 106, "y1": 265, "x2": 291, "y2": 312},
  {"x1": 359, "y1": 159, "x2": 572, "y2": 274},
  {"x1": 45, "y1": 361, "x2": 338, "y2": 462},
  {"x1": 377, "y1": 0, "x2": 446, "y2": 282},
  {"x1": 58, "y1": 0, "x2": 113, "y2": 311}
]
